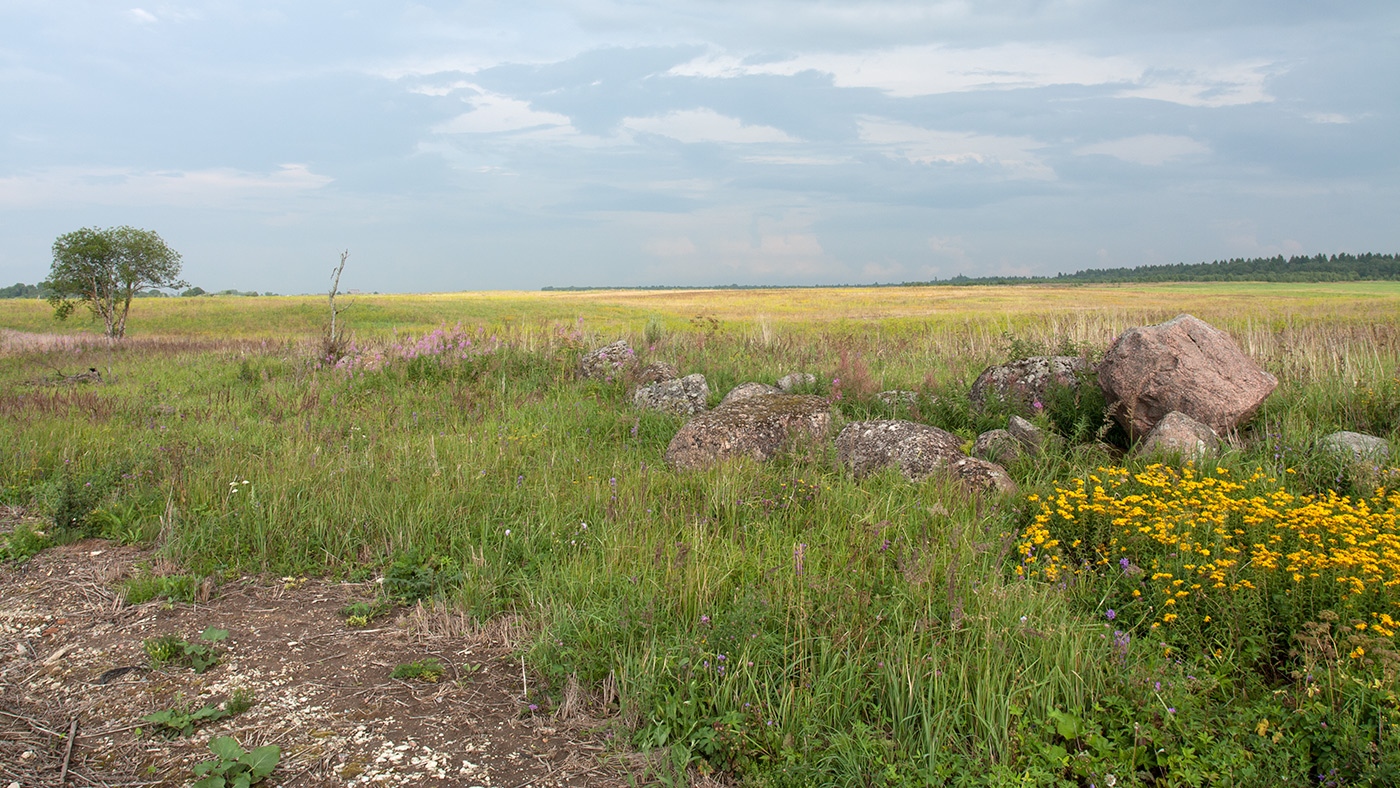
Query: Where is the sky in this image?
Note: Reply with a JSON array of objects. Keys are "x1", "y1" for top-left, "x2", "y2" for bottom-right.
[{"x1": 1, "y1": 1, "x2": 1397, "y2": 293}]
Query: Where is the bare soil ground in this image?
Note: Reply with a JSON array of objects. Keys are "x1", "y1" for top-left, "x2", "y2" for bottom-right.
[{"x1": 0, "y1": 519, "x2": 650, "y2": 787}]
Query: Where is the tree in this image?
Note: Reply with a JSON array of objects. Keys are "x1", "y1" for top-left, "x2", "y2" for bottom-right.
[
  {"x1": 44, "y1": 226, "x2": 186, "y2": 339},
  {"x1": 324, "y1": 250, "x2": 352, "y2": 359}
]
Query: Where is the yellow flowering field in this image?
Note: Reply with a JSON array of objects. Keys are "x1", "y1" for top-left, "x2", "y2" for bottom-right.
[{"x1": 1018, "y1": 464, "x2": 1400, "y2": 651}]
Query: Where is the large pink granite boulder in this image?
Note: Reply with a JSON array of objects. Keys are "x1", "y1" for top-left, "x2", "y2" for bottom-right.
[{"x1": 1097, "y1": 314, "x2": 1277, "y2": 439}]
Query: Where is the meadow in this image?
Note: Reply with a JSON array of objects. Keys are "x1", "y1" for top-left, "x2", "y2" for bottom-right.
[{"x1": 2, "y1": 282, "x2": 1399, "y2": 786}]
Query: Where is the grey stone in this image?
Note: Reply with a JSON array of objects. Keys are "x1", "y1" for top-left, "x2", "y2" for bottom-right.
[
  {"x1": 665, "y1": 395, "x2": 832, "y2": 470},
  {"x1": 1321, "y1": 431, "x2": 1391, "y2": 463},
  {"x1": 633, "y1": 374, "x2": 710, "y2": 416},
  {"x1": 876, "y1": 390, "x2": 919, "y2": 408},
  {"x1": 973, "y1": 429, "x2": 1024, "y2": 465},
  {"x1": 1007, "y1": 415, "x2": 1049, "y2": 453},
  {"x1": 835, "y1": 419, "x2": 1017, "y2": 496},
  {"x1": 720, "y1": 381, "x2": 784, "y2": 407},
  {"x1": 776, "y1": 372, "x2": 817, "y2": 392},
  {"x1": 579, "y1": 340, "x2": 636, "y2": 381},
  {"x1": 1135, "y1": 411, "x2": 1220, "y2": 462},
  {"x1": 634, "y1": 361, "x2": 680, "y2": 386},
  {"x1": 970, "y1": 356, "x2": 1089, "y2": 413}
]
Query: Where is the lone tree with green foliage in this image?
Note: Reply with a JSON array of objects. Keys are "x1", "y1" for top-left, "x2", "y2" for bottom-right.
[{"x1": 44, "y1": 226, "x2": 186, "y2": 339}]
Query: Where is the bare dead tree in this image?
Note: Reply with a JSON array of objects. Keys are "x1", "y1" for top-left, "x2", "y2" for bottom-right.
[{"x1": 325, "y1": 250, "x2": 353, "y2": 359}]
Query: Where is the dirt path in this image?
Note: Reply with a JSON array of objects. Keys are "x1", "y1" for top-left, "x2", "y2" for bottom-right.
[{"x1": 0, "y1": 532, "x2": 646, "y2": 787}]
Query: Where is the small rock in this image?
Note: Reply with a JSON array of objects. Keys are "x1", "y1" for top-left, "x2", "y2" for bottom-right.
[
  {"x1": 632, "y1": 374, "x2": 709, "y2": 416},
  {"x1": 1320, "y1": 431, "x2": 1390, "y2": 463},
  {"x1": 633, "y1": 361, "x2": 680, "y2": 386},
  {"x1": 578, "y1": 340, "x2": 637, "y2": 381},
  {"x1": 876, "y1": 390, "x2": 919, "y2": 408},
  {"x1": 1135, "y1": 411, "x2": 1220, "y2": 462},
  {"x1": 973, "y1": 429, "x2": 1024, "y2": 465},
  {"x1": 1007, "y1": 415, "x2": 1050, "y2": 454},
  {"x1": 776, "y1": 372, "x2": 817, "y2": 392},
  {"x1": 970, "y1": 356, "x2": 1089, "y2": 413},
  {"x1": 720, "y1": 381, "x2": 783, "y2": 407}
]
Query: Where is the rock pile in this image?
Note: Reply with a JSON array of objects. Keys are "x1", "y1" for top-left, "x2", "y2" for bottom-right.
[{"x1": 581, "y1": 312, "x2": 1390, "y2": 498}]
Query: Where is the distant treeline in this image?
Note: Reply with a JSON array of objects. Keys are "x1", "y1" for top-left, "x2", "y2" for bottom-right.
[
  {"x1": 938, "y1": 252, "x2": 1400, "y2": 286},
  {"x1": 542, "y1": 252, "x2": 1400, "y2": 290},
  {"x1": 0, "y1": 282, "x2": 50, "y2": 298},
  {"x1": 0, "y1": 284, "x2": 278, "y2": 299}
]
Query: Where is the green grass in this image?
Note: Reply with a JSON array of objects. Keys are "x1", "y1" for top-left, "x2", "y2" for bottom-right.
[{"x1": 2, "y1": 284, "x2": 1399, "y2": 785}]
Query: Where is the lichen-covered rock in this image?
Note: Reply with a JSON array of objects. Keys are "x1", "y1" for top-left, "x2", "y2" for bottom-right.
[
  {"x1": 579, "y1": 340, "x2": 637, "y2": 381},
  {"x1": 1135, "y1": 411, "x2": 1220, "y2": 461},
  {"x1": 970, "y1": 356, "x2": 1089, "y2": 412},
  {"x1": 633, "y1": 374, "x2": 710, "y2": 416},
  {"x1": 1007, "y1": 415, "x2": 1050, "y2": 454},
  {"x1": 776, "y1": 372, "x2": 817, "y2": 392},
  {"x1": 945, "y1": 456, "x2": 1019, "y2": 496},
  {"x1": 836, "y1": 420, "x2": 962, "y2": 479},
  {"x1": 1098, "y1": 315, "x2": 1277, "y2": 439},
  {"x1": 1321, "y1": 431, "x2": 1391, "y2": 463},
  {"x1": 974, "y1": 429, "x2": 1024, "y2": 465},
  {"x1": 836, "y1": 419, "x2": 1017, "y2": 495},
  {"x1": 720, "y1": 381, "x2": 784, "y2": 407},
  {"x1": 634, "y1": 361, "x2": 680, "y2": 386},
  {"x1": 665, "y1": 395, "x2": 831, "y2": 470},
  {"x1": 876, "y1": 390, "x2": 919, "y2": 408}
]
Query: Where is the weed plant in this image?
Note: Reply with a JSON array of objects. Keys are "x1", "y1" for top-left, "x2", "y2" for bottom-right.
[
  {"x1": 2, "y1": 286, "x2": 1399, "y2": 784},
  {"x1": 144, "y1": 627, "x2": 229, "y2": 673}
]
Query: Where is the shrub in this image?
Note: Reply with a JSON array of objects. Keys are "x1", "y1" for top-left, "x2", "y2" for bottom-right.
[{"x1": 383, "y1": 550, "x2": 463, "y2": 605}]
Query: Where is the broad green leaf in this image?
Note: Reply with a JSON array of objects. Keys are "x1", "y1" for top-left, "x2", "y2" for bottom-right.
[
  {"x1": 241, "y1": 744, "x2": 282, "y2": 778},
  {"x1": 208, "y1": 736, "x2": 245, "y2": 761},
  {"x1": 201, "y1": 627, "x2": 230, "y2": 643},
  {"x1": 191, "y1": 776, "x2": 225, "y2": 788},
  {"x1": 1047, "y1": 709, "x2": 1084, "y2": 740}
]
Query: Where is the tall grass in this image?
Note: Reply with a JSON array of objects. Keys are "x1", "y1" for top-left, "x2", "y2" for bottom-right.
[{"x1": 2, "y1": 284, "x2": 1399, "y2": 784}]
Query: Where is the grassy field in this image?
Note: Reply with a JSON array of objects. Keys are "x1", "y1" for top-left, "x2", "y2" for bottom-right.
[{"x1": 2, "y1": 283, "x2": 1399, "y2": 786}]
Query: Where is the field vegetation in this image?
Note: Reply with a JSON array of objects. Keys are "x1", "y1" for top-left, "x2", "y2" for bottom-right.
[{"x1": 2, "y1": 282, "x2": 1399, "y2": 786}]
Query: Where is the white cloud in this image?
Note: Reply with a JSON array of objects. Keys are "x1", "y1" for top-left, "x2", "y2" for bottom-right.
[
  {"x1": 622, "y1": 109, "x2": 799, "y2": 144},
  {"x1": 1305, "y1": 112, "x2": 1357, "y2": 124},
  {"x1": 857, "y1": 118, "x2": 1053, "y2": 179},
  {"x1": 127, "y1": 8, "x2": 158, "y2": 24},
  {"x1": 1116, "y1": 62, "x2": 1275, "y2": 108},
  {"x1": 0, "y1": 164, "x2": 332, "y2": 209},
  {"x1": 671, "y1": 44, "x2": 1275, "y2": 107},
  {"x1": 433, "y1": 88, "x2": 576, "y2": 134},
  {"x1": 1074, "y1": 134, "x2": 1210, "y2": 166},
  {"x1": 671, "y1": 44, "x2": 1142, "y2": 96},
  {"x1": 740, "y1": 154, "x2": 853, "y2": 166}
]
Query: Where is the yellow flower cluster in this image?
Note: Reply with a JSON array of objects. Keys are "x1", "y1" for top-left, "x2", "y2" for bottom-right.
[{"x1": 1018, "y1": 464, "x2": 1400, "y2": 635}]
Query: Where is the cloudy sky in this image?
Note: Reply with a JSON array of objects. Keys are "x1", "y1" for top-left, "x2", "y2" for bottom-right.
[{"x1": 1, "y1": 1, "x2": 1396, "y2": 293}]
